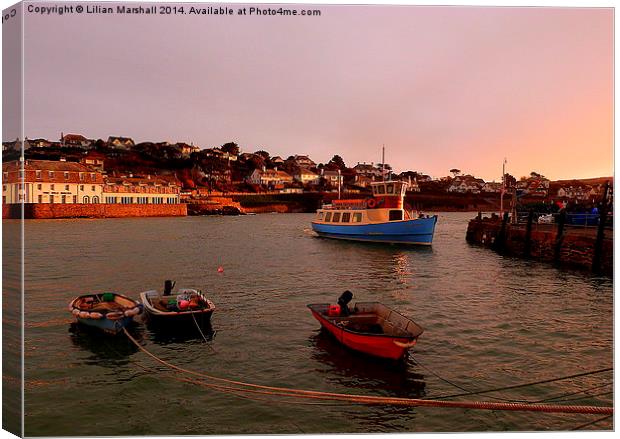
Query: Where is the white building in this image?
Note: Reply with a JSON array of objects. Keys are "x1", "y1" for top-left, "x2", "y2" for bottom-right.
[{"x1": 2, "y1": 159, "x2": 103, "y2": 204}]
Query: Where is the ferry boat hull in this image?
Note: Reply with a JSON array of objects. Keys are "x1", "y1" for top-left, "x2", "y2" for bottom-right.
[{"x1": 311, "y1": 215, "x2": 437, "y2": 245}]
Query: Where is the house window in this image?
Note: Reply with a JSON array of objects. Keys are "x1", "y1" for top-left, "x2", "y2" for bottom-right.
[
  {"x1": 353, "y1": 213, "x2": 362, "y2": 223},
  {"x1": 342, "y1": 212, "x2": 351, "y2": 223},
  {"x1": 37, "y1": 184, "x2": 42, "y2": 190},
  {"x1": 83, "y1": 196, "x2": 90, "y2": 203},
  {"x1": 2, "y1": 196, "x2": 5, "y2": 204},
  {"x1": 324, "y1": 212, "x2": 332, "y2": 222},
  {"x1": 65, "y1": 185, "x2": 69, "y2": 191},
  {"x1": 90, "y1": 173, "x2": 95, "y2": 181},
  {"x1": 49, "y1": 171, "x2": 54, "y2": 178},
  {"x1": 79, "y1": 173, "x2": 84, "y2": 181},
  {"x1": 73, "y1": 195, "x2": 77, "y2": 203},
  {"x1": 3, "y1": 172, "x2": 7, "y2": 179},
  {"x1": 38, "y1": 195, "x2": 42, "y2": 203},
  {"x1": 2, "y1": 185, "x2": 5, "y2": 191},
  {"x1": 36, "y1": 170, "x2": 41, "y2": 179},
  {"x1": 50, "y1": 184, "x2": 55, "y2": 190},
  {"x1": 92, "y1": 196, "x2": 99, "y2": 203},
  {"x1": 389, "y1": 210, "x2": 403, "y2": 221},
  {"x1": 332, "y1": 212, "x2": 341, "y2": 222},
  {"x1": 80, "y1": 185, "x2": 84, "y2": 190},
  {"x1": 91, "y1": 185, "x2": 95, "y2": 191},
  {"x1": 64, "y1": 172, "x2": 69, "y2": 180},
  {"x1": 50, "y1": 195, "x2": 54, "y2": 203},
  {"x1": 61, "y1": 195, "x2": 66, "y2": 204}
]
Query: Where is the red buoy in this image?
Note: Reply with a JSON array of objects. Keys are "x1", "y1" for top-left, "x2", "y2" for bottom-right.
[{"x1": 217, "y1": 266, "x2": 224, "y2": 273}]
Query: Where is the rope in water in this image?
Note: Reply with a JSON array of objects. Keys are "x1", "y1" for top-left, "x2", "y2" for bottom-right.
[{"x1": 122, "y1": 329, "x2": 613, "y2": 415}]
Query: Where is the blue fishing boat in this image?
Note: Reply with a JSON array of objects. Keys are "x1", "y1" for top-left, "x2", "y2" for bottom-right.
[
  {"x1": 311, "y1": 180, "x2": 437, "y2": 245},
  {"x1": 69, "y1": 293, "x2": 142, "y2": 335}
]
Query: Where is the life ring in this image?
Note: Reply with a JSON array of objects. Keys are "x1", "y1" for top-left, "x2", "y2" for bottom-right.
[{"x1": 367, "y1": 198, "x2": 377, "y2": 208}]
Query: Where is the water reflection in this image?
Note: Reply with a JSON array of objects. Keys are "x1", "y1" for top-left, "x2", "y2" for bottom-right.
[
  {"x1": 68, "y1": 323, "x2": 141, "y2": 366},
  {"x1": 309, "y1": 331, "x2": 426, "y2": 399},
  {"x1": 146, "y1": 320, "x2": 216, "y2": 345}
]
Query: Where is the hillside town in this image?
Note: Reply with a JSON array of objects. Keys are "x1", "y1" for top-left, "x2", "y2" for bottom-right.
[{"x1": 2, "y1": 133, "x2": 611, "y2": 216}]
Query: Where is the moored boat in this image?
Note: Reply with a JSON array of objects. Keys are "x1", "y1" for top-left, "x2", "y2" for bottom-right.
[
  {"x1": 311, "y1": 180, "x2": 437, "y2": 245},
  {"x1": 140, "y1": 280, "x2": 215, "y2": 327},
  {"x1": 69, "y1": 292, "x2": 142, "y2": 335},
  {"x1": 307, "y1": 300, "x2": 424, "y2": 360}
]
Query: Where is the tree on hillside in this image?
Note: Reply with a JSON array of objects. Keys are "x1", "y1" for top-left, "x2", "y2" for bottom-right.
[
  {"x1": 221, "y1": 142, "x2": 239, "y2": 156},
  {"x1": 327, "y1": 154, "x2": 346, "y2": 170},
  {"x1": 530, "y1": 171, "x2": 545, "y2": 179},
  {"x1": 254, "y1": 150, "x2": 270, "y2": 160},
  {"x1": 450, "y1": 168, "x2": 461, "y2": 178}
]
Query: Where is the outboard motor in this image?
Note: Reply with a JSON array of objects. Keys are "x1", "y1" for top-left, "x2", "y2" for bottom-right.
[
  {"x1": 163, "y1": 280, "x2": 175, "y2": 296},
  {"x1": 337, "y1": 290, "x2": 353, "y2": 316}
]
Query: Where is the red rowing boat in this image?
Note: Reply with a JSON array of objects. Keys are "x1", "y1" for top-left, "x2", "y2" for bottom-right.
[{"x1": 307, "y1": 302, "x2": 424, "y2": 360}]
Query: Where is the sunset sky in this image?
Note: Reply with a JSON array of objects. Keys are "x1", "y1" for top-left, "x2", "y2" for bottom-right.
[{"x1": 7, "y1": 2, "x2": 614, "y2": 181}]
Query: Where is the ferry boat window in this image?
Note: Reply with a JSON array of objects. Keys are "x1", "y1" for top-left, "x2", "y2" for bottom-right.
[
  {"x1": 353, "y1": 213, "x2": 362, "y2": 222},
  {"x1": 389, "y1": 210, "x2": 403, "y2": 221},
  {"x1": 386, "y1": 184, "x2": 394, "y2": 194},
  {"x1": 377, "y1": 185, "x2": 386, "y2": 195},
  {"x1": 317, "y1": 212, "x2": 324, "y2": 221},
  {"x1": 332, "y1": 212, "x2": 341, "y2": 222},
  {"x1": 342, "y1": 212, "x2": 351, "y2": 222},
  {"x1": 324, "y1": 212, "x2": 332, "y2": 222}
]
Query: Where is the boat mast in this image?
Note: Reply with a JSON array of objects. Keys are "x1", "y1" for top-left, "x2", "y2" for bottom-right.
[{"x1": 382, "y1": 145, "x2": 385, "y2": 182}]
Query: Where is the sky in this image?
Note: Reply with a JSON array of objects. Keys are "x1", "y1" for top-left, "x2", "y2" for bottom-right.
[{"x1": 4, "y1": 2, "x2": 613, "y2": 181}]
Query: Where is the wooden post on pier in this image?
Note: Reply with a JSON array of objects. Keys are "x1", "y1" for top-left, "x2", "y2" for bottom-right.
[
  {"x1": 592, "y1": 181, "x2": 610, "y2": 273},
  {"x1": 494, "y1": 211, "x2": 509, "y2": 252},
  {"x1": 554, "y1": 209, "x2": 566, "y2": 263},
  {"x1": 524, "y1": 209, "x2": 534, "y2": 257}
]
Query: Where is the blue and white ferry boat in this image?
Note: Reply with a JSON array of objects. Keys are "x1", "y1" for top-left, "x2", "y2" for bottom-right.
[{"x1": 311, "y1": 180, "x2": 437, "y2": 245}]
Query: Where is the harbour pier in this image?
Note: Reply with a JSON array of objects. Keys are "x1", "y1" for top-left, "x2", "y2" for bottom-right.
[{"x1": 466, "y1": 212, "x2": 613, "y2": 275}]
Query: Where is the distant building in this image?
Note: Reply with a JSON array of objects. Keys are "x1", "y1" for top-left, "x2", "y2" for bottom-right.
[
  {"x1": 447, "y1": 176, "x2": 485, "y2": 194},
  {"x1": 353, "y1": 162, "x2": 383, "y2": 179},
  {"x1": 103, "y1": 175, "x2": 181, "y2": 204},
  {"x1": 61, "y1": 133, "x2": 93, "y2": 148},
  {"x1": 80, "y1": 150, "x2": 106, "y2": 172},
  {"x1": 322, "y1": 169, "x2": 343, "y2": 187},
  {"x1": 247, "y1": 168, "x2": 293, "y2": 186},
  {"x1": 481, "y1": 182, "x2": 502, "y2": 193},
  {"x1": 516, "y1": 176, "x2": 550, "y2": 197},
  {"x1": 292, "y1": 155, "x2": 316, "y2": 169},
  {"x1": 293, "y1": 168, "x2": 320, "y2": 185},
  {"x1": 2, "y1": 159, "x2": 103, "y2": 204},
  {"x1": 107, "y1": 136, "x2": 135, "y2": 149},
  {"x1": 175, "y1": 142, "x2": 201, "y2": 157},
  {"x1": 271, "y1": 156, "x2": 285, "y2": 165}
]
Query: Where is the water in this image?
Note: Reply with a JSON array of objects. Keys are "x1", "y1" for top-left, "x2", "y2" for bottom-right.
[{"x1": 20, "y1": 212, "x2": 613, "y2": 435}]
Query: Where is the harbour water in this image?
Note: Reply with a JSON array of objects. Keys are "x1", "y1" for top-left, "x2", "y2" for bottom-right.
[{"x1": 21, "y1": 212, "x2": 613, "y2": 434}]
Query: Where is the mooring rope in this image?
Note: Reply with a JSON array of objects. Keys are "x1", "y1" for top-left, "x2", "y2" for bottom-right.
[
  {"x1": 428, "y1": 367, "x2": 613, "y2": 401},
  {"x1": 122, "y1": 329, "x2": 613, "y2": 415}
]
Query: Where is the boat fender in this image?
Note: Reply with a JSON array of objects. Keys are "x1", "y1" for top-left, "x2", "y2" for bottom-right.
[
  {"x1": 106, "y1": 311, "x2": 125, "y2": 320},
  {"x1": 124, "y1": 307, "x2": 141, "y2": 317},
  {"x1": 78, "y1": 311, "x2": 90, "y2": 319},
  {"x1": 366, "y1": 198, "x2": 377, "y2": 208},
  {"x1": 89, "y1": 312, "x2": 103, "y2": 320},
  {"x1": 71, "y1": 308, "x2": 80, "y2": 316}
]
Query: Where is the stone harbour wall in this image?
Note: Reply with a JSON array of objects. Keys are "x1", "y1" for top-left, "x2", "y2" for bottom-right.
[
  {"x1": 466, "y1": 217, "x2": 612, "y2": 275},
  {"x1": 3, "y1": 203, "x2": 187, "y2": 219}
]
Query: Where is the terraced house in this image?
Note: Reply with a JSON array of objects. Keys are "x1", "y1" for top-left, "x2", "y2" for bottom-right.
[{"x1": 2, "y1": 159, "x2": 104, "y2": 204}]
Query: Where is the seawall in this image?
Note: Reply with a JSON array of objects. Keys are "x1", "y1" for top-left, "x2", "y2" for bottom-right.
[
  {"x1": 3, "y1": 203, "x2": 187, "y2": 219},
  {"x1": 466, "y1": 216, "x2": 612, "y2": 275}
]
